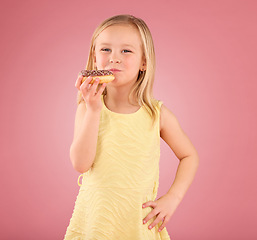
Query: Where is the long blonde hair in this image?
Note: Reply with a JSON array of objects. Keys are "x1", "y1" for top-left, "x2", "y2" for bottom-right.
[{"x1": 77, "y1": 14, "x2": 159, "y2": 126}]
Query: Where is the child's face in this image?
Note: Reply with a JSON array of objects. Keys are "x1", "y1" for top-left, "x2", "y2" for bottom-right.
[{"x1": 94, "y1": 24, "x2": 145, "y2": 87}]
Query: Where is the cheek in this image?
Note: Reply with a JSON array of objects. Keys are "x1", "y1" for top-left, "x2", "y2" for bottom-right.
[
  {"x1": 95, "y1": 54, "x2": 108, "y2": 68},
  {"x1": 126, "y1": 57, "x2": 141, "y2": 71}
]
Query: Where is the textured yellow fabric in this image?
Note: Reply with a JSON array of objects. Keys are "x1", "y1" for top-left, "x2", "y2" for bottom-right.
[{"x1": 64, "y1": 95, "x2": 171, "y2": 240}]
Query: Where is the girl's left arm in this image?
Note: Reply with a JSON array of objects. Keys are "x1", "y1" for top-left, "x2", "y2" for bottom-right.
[{"x1": 142, "y1": 104, "x2": 199, "y2": 232}]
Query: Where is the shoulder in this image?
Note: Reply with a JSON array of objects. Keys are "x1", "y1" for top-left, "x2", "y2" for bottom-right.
[
  {"x1": 159, "y1": 103, "x2": 179, "y2": 133},
  {"x1": 151, "y1": 98, "x2": 163, "y2": 110}
]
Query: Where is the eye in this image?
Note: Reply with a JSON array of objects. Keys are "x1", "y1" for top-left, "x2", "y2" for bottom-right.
[
  {"x1": 101, "y1": 48, "x2": 111, "y2": 52},
  {"x1": 122, "y1": 49, "x2": 132, "y2": 53}
]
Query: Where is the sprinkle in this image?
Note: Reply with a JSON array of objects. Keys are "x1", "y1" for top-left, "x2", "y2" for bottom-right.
[{"x1": 81, "y1": 70, "x2": 113, "y2": 77}]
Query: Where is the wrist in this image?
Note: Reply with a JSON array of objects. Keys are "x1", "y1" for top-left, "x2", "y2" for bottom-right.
[
  {"x1": 86, "y1": 106, "x2": 102, "y2": 115},
  {"x1": 166, "y1": 189, "x2": 183, "y2": 202}
]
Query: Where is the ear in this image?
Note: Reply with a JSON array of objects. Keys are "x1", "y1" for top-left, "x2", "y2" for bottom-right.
[{"x1": 140, "y1": 55, "x2": 147, "y2": 71}]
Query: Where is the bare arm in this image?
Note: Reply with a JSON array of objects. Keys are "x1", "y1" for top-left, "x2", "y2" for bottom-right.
[
  {"x1": 160, "y1": 104, "x2": 199, "y2": 200},
  {"x1": 70, "y1": 75, "x2": 106, "y2": 173},
  {"x1": 142, "y1": 104, "x2": 200, "y2": 232},
  {"x1": 70, "y1": 102, "x2": 102, "y2": 173}
]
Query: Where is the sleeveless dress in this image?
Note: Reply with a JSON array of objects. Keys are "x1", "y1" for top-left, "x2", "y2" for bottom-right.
[{"x1": 64, "y1": 95, "x2": 171, "y2": 240}]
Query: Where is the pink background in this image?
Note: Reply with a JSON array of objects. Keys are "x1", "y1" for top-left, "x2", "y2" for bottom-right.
[{"x1": 1, "y1": 0, "x2": 256, "y2": 239}]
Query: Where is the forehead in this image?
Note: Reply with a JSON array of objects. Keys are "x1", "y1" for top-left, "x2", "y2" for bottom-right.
[{"x1": 95, "y1": 24, "x2": 142, "y2": 48}]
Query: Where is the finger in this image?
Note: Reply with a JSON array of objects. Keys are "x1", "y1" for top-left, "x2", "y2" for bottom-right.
[
  {"x1": 158, "y1": 216, "x2": 169, "y2": 232},
  {"x1": 95, "y1": 82, "x2": 107, "y2": 97},
  {"x1": 148, "y1": 214, "x2": 165, "y2": 230},
  {"x1": 80, "y1": 76, "x2": 93, "y2": 88},
  {"x1": 79, "y1": 80, "x2": 88, "y2": 92},
  {"x1": 80, "y1": 83, "x2": 92, "y2": 100},
  {"x1": 89, "y1": 78, "x2": 100, "y2": 97},
  {"x1": 142, "y1": 201, "x2": 157, "y2": 209},
  {"x1": 75, "y1": 75, "x2": 83, "y2": 89},
  {"x1": 143, "y1": 208, "x2": 159, "y2": 224},
  {"x1": 80, "y1": 76, "x2": 93, "y2": 92}
]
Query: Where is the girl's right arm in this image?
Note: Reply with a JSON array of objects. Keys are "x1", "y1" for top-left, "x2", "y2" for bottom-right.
[{"x1": 69, "y1": 74, "x2": 107, "y2": 173}]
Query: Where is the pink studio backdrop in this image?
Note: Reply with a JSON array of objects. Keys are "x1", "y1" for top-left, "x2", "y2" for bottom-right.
[{"x1": 1, "y1": 0, "x2": 256, "y2": 239}]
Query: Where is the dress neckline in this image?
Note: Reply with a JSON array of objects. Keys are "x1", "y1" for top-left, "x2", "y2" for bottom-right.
[{"x1": 101, "y1": 95, "x2": 143, "y2": 116}]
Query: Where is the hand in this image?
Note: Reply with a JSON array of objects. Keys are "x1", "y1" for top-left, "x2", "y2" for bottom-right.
[
  {"x1": 142, "y1": 193, "x2": 181, "y2": 232},
  {"x1": 75, "y1": 74, "x2": 107, "y2": 112}
]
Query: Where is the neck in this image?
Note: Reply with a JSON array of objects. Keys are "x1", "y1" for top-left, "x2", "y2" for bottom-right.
[{"x1": 104, "y1": 85, "x2": 138, "y2": 108}]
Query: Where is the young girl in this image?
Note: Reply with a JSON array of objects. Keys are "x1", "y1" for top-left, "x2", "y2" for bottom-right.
[{"x1": 64, "y1": 14, "x2": 199, "y2": 240}]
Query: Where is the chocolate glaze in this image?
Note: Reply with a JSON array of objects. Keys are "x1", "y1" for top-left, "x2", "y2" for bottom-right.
[{"x1": 81, "y1": 70, "x2": 113, "y2": 77}]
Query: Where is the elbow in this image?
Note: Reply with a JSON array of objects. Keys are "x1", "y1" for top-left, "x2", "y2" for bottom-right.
[
  {"x1": 72, "y1": 161, "x2": 89, "y2": 174},
  {"x1": 183, "y1": 150, "x2": 200, "y2": 168},
  {"x1": 194, "y1": 151, "x2": 200, "y2": 168},
  {"x1": 70, "y1": 156, "x2": 91, "y2": 174},
  {"x1": 69, "y1": 146, "x2": 92, "y2": 173}
]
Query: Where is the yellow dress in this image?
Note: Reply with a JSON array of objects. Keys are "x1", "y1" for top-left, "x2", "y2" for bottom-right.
[{"x1": 64, "y1": 95, "x2": 171, "y2": 240}]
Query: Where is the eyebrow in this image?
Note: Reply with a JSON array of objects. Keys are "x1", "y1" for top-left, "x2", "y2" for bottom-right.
[{"x1": 98, "y1": 43, "x2": 136, "y2": 49}]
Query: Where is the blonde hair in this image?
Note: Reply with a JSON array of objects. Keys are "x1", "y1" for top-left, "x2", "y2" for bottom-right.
[{"x1": 77, "y1": 14, "x2": 159, "y2": 126}]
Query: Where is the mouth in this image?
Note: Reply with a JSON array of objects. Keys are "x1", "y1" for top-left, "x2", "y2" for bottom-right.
[{"x1": 109, "y1": 68, "x2": 121, "y2": 73}]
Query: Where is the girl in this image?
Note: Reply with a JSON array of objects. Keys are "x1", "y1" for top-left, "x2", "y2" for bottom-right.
[{"x1": 64, "y1": 14, "x2": 199, "y2": 240}]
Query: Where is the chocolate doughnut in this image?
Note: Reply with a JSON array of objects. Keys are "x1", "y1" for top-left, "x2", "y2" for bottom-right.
[{"x1": 80, "y1": 70, "x2": 115, "y2": 84}]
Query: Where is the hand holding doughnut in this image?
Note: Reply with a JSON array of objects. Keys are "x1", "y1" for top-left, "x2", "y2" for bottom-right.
[{"x1": 75, "y1": 71, "x2": 108, "y2": 112}]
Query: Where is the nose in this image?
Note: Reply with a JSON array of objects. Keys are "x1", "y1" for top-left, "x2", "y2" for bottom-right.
[
  {"x1": 109, "y1": 52, "x2": 121, "y2": 63},
  {"x1": 109, "y1": 58, "x2": 121, "y2": 63}
]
